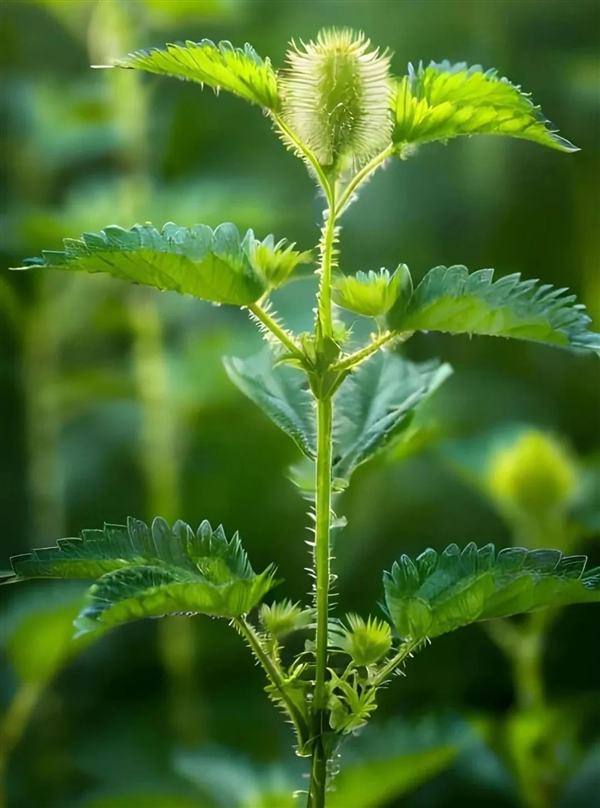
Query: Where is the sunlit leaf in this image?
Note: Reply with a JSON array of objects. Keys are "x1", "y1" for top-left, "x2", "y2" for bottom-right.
[
  {"x1": 392, "y1": 61, "x2": 577, "y2": 153},
  {"x1": 12, "y1": 223, "x2": 269, "y2": 306},
  {"x1": 383, "y1": 543, "x2": 600, "y2": 641},
  {"x1": 387, "y1": 265, "x2": 600, "y2": 355},
  {"x1": 280, "y1": 29, "x2": 393, "y2": 171},
  {"x1": 103, "y1": 39, "x2": 280, "y2": 110},
  {"x1": 333, "y1": 351, "x2": 453, "y2": 481},
  {"x1": 1, "y1": 518, "x2": 277, "y2": 633},
  {"x1": 224, "y1": 350, "x2": 316, "y2": 458}
]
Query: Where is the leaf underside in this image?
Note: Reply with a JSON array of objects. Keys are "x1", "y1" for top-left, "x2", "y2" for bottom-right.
[
  {"x1": 109, "y1": 39, "x2": 280, "y2": 110},
  {"x1": 1, "y1": 517, "x2": 277, "y2": 632},
  {"x1": 225, "y1": 350, "x2": 452, "y2": 483},
  {"x1": 388, "y1": 265, "x2": 600, "y2": 355},
  {"x1": 12, "y1": 222, "x2": 269, "y2": 306},
  {"x1": 384, "y1": 543, "x2": 600, "y2": 641},
  {"x1": 393, "y1": 61, "x2": 577, "y2": 152},
  {"x1": 333, "y1": 351, "x2": 453, "y2": 481},
  {"x1": 224, "y1": 351, "x2": 317, "y2": 458}
]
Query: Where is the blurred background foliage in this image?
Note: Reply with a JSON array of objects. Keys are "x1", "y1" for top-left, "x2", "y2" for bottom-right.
[{"x1": 0, "y1": 1, "x2": 599, "y2": 807}]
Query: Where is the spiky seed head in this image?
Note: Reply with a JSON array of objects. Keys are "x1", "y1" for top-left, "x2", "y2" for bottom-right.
[{"x1": 280, "y1": 28, "x2": 393, "y2": 173}]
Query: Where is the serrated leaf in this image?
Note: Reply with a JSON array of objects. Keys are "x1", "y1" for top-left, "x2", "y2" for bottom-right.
[
  {"x1": 280, "y1": 29, "x2": 393, "y2": 171},
  {"x1": 1, "y1": 518, "x2": 277, "y2": 632},
  {"x1": 333, "y1": 351, "x2": 453, "y2": 481},
  {"x1": 332, "y1": 266, "x2": 410, "y2": 318},
  {"x1": 104, "y1": 39, "x2": 280, "y2": 110},
  {"x1": 387, "y1": 265, "x2": 600, "y2": 354},
  {"x1": 383, "y1": 543, "x2": 600, "y2": 641},
  {"x1": 223, "y1": 350, "x2": 317, "y2": 458},
  {"x1": 393, "y1": 61, "x2": 577, "y2": 153},
  {"x1": 11, "y1": 223, "x2": 269, "y2": 306}
]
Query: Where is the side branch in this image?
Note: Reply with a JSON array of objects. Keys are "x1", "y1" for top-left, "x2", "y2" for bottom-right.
[
  {"x1": 234, "y1": 617, "x2": 307, "y2": 733},
  {"x1": 333, "y1": 330, "x2": 414, "y2": 372},
  {"x1": 247, "y1": 302, "x2": 305, "y2": 362},
  {"x1": 336, "y1": 144, "x2": 394, "y2": 217}
]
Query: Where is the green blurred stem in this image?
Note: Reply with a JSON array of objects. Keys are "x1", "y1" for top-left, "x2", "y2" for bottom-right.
[
  {"x1": 0, "y1": 682, "x2": 44, "y2": 802},
  {"x1": 23, "y1": 282, "x2": 65, "y2": 544},
  {"x1": 487, "y1": 610, "x2": 557, "y2": 808},
  {"x1": 247, "y1": 302, "x2": 304, "y2": 361}
]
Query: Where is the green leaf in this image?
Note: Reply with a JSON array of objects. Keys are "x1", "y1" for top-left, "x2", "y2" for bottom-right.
[
  {"x1": 223, "y1": 351, "x2": 317, "y2": 458},
  {"x1": 12, "y1": 223, "x2": 269, "y2": 306},
  {"x1": 280, "y1": 29, "x2": 393, "y2": 171},
  {"x1": 333, "y1": 351, "x2": 453, "y2": 481},
  {"x1": 1, "y1": 584, "x2": 101, "y2": 684},
  {"x1": 226, "y1": 350, "x2": 451, "y2": 484},
  {"x1": 392, "y1": 61, "x2": 577, "y2": 153},
  {"x1": 387, "y1": 265, "x2": 600, "y2": 354},
  {"x1": 383, "y1": 543, "x2": 600, "y2": 641},
  {"x1": 2, "y1": 518, "x2": 277, "y2": 632},
  {"x1": 103, "y1": 39, "x2": 280, "y2": 110},
  {"x1": 329, "y1": 747, "x2": 456, "y2": 808},
  {"x1": 83, "y1": 796, "x2": 208, "y2": 808},
  {"x1": 332, "y1": 266, "x2": 411, "y2": 318}
]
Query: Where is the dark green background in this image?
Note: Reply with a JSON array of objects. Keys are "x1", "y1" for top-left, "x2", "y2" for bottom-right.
[{"x1": 1, "y1": 1, "x2": 599, "y2": 806}]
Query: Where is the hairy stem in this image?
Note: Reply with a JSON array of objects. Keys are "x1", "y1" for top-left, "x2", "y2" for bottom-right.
[
  {"x1": 234, "y1": 617, "x2": 307, "y2": 740},
  {"x1": 247, "y1": 302, "x2": 304, "y2": 361},
  {"x1": 317, "y1": 202, "x2": 338, "y2": 340},
  {"x1": 273, "y1": 116, "x2": 333, "y2": 206},
  {"x1": 371, "y1": 639, "x2": 420, "y2": 688},
  {"x1": 333, "y1": 330, "x2": 414, "y2": 372},
  {"x1": 336, "y1": 144, "x2": 394, "y2": 216},
  {"x1": 308, "y1": 396, "x2": 334, "y2": 807}
]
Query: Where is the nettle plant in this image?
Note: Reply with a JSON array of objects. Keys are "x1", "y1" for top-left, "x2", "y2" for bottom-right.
[{"x1": 3, "y1": 29, "x2": 600, "y2": 808}]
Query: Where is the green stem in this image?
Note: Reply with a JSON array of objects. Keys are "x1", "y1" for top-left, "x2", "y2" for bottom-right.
[
  {"x1": 317, "y1": 204, "x2": 338, "y2": 340},
  {"x1": 336, "y1": 145, "x2": 394, "y2": 216},
  {"x1": 247, "y1": 302, "x2": 305, "y2": 361},
  {"x1": 234, "y1": 617, "x2": 307, "y2": 740},
  {"x1": 333, "y1": 330, "x2": 414, "y2": 373},
  {"x1": 307, "y1": 396, "x2": 334, "y2": 808},
  {"x1": 307, "y1": 731, "x2": 328, "y2": 808},
  {"x1": 371, "y1": 640, "x2": 420, "y2": 689},
  {"x1": 0, "y1": 682, "x2": 44, "y2": 802},
  {"x1": 273, "y1": 116, "x2": 333, "y2": 206}
]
